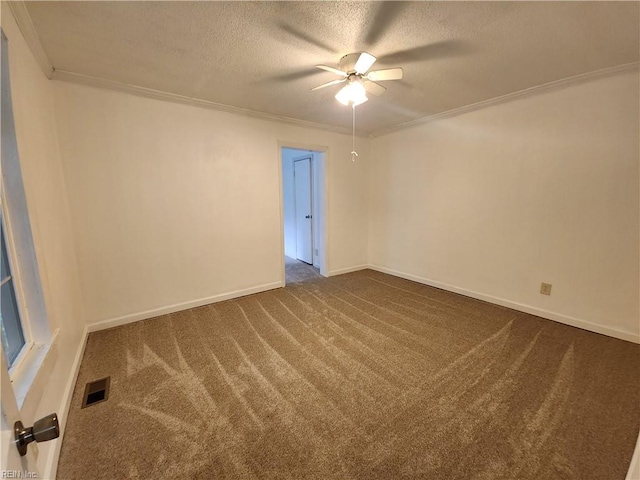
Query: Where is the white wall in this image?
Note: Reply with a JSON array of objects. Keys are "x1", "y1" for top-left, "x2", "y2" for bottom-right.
[
  {"x1": 627, "y1": 437, "x2": 640, "y2": 480},
  {"x1": 2, "y1": 5, "x2": 86, "y2": 477},
  {"x1": 52, "y1": 82, "x2": 369, "y2": 327},
  {"x1": 52, "y1": 70, "x2": 638, "y2": 341},
  {"x1": 369, "y1": 71, "x2": 640, "y2": 342}
]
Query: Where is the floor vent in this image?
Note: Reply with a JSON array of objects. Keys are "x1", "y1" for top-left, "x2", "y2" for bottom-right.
[{"x1": 82, "y1": 377, "x2": 110, "y2": 408}]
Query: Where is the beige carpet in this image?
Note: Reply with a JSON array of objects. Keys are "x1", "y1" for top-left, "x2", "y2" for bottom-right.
[{"x1": 58, "y1": 270, "x2": 639, "y2": 479}]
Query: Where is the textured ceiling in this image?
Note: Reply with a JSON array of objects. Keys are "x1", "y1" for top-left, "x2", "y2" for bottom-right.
[{"x1": 26, "y1": 1, "x2": 640, "y2": 135}]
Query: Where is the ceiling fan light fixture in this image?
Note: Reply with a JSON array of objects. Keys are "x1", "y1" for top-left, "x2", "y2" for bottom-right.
[{"x1": 335, "y1": 81, "x2": 368, "y2": 107}]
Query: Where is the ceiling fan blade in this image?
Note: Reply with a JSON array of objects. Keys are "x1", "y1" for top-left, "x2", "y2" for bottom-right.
[
  {"x1": 354, "y1": 52, "x2": 377, "y2": 74},
  {"x1": 363, "y1": 80, "x2": 386, "y2": 96},
  {"x1": 316, "y1": 65, "x2": 348, "y2": 77},
  {"x1": 366, "y1": 68, "x2": 404, "y2": 82},
  {"x1": 311, "y1": 78, "x2": 347, "y2": 91}
]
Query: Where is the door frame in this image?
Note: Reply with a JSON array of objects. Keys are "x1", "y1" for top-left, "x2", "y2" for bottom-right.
[{"x1": 277, "y1": 141, "x2": 329, "y2": 285}]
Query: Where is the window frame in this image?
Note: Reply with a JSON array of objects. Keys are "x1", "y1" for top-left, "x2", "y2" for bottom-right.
[
  {"x1": 0, "y1": 27, "x2": 59, "y2": 416},
  {"x1": 0, "y1": 194, "x2": 33, "y2": 374}
]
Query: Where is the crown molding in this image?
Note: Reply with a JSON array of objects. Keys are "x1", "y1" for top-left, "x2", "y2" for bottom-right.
[
  {"x1": 52, "y1": 70, "x2": 356, "y2": 137},
  {"x1": 369, "y1": 62, "x2": 640, "y2": 138},
  {"x1": 7, "y1": 1, "x2": 54, "y2": 79}
]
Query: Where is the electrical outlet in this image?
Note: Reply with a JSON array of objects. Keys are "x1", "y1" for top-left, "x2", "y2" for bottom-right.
[{"x1": 540, "y1": 283, "x2": 552, "y2": 296}]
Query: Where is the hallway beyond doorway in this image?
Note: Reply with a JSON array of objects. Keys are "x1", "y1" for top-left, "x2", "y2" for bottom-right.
[
  {"x1": 281, "y1": 146, "x2": 327, "y2": 279},
  {"x1": 285, "y1": 256, "x2": 321, "y2": 284}
]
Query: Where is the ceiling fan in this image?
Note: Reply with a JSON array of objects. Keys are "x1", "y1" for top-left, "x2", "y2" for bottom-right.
[{"x1": 311, "y1": 52, "x2": 403, "y2": 106}]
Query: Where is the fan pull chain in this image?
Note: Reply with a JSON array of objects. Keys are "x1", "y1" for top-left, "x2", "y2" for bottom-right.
[{"x1": 351, "y1": 105, "x2": 358, "y2": 161}]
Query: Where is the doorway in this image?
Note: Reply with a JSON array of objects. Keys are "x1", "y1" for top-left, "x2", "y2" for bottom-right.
[{"x1": 281, "y1": 146, "x2": 326, "y2": 284}]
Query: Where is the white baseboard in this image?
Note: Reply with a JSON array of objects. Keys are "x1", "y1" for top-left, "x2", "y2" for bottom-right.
[
  {"x1": 367, "y1": 265, "x2": 640, "y2": 344},
  {"x1": 87, "y1": 281, "x2": 284, "y2": 333},
  {"x1": 328, "y1": 264, "x2": 369, "y2": 277},
  {"x1": 43, "y1": 325, "x2": 89, "y2": 480}
]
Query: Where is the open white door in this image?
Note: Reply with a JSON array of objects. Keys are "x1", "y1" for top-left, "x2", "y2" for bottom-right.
[
  {"x1": 0, "y1": 29, "x2": 42, "y2": 476},
  {"x1": 294, "y1": 157, "x2": 313, "y2": 264},
  {"x1": 1, "y1": 350, "x2": 40, "y2": 478}
]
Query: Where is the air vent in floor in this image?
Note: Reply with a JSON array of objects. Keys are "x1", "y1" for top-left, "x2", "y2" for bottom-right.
[{"x1": 82, "y1": 377, "x2": 110, "y2": 408}]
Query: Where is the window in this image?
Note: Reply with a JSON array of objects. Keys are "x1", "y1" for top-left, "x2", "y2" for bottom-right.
[
  {"x1": 1, "y1": 215, "x2": 26, "y2": 367},
  {"x1": 1, "y1": 29, "x2": 50, "y2": 380}
]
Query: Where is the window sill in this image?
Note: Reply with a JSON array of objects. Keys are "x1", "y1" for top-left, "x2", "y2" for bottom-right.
[{"x1": 10, "y1": 329, "x2": 59, "y2": 417}]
